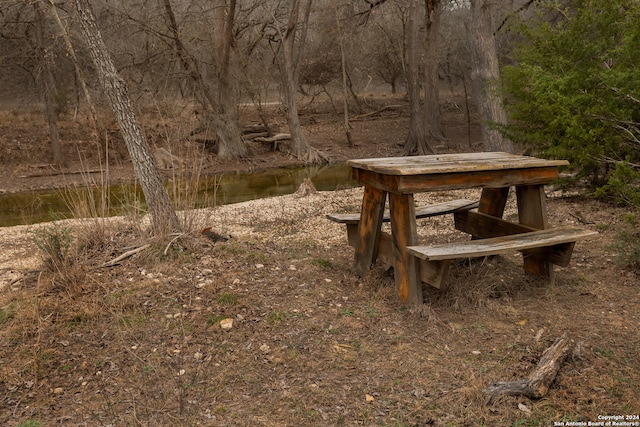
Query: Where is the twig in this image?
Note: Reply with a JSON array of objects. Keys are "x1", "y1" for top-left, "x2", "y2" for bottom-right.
[
  {"x1": 164, "y1": 232, "x2": 190, "y2": 255},
  {"x1": 98, "y1": 244, "x2": 151, "y2": 268}
]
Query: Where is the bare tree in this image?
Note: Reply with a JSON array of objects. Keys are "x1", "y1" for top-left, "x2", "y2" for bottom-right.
[
  {"x1": 467, "y1": 0, "x2": 514, "y2": 153},
  {"x1": 74, "y1": 0, "x2": 181, "y2": 234},
  {"x1": 43, "y1": 0, "x2": 106, "y2": 152},
  {"x1": 270, "y1": 0, "x2": 327, "y2": 163},
  {"x1": 359, "y1": 1, "x2": 407, "y2": 95},
  {"x1": 404, "y1": 0, "x2": 435, "y2": 155},
  {"x1": 34, "y1": 1, "x2": 66, "y2": 168},
  {"x1": 161, "y1": 0, "x2": 247, "y2": 160},
  {"x1": 422, "y1": 0, "x2": 445, "y2": 143}
]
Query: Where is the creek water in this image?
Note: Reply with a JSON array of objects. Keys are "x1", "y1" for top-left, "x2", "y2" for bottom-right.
[{"x1": 0, "y1": 163, "x2": 355, "y2": 228}]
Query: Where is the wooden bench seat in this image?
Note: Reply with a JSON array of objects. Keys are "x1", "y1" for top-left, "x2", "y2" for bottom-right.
[
  {"x1": 406, "y1": 225, "x2": 597, "y2": 289},
  {"x1": 326, "y1": 199, "x2": 479, "y2": 225},
  {"x1": 407, "y1": 225, "x2": 597, "y2": 262}
]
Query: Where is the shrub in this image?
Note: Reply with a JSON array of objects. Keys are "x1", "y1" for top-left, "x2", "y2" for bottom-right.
[
  {"x1": 501, "y1": 0, "x2": 640, "y2": 206},
  {"x1": 32, "y1": 223, "x2": 74, "y2": 273}
]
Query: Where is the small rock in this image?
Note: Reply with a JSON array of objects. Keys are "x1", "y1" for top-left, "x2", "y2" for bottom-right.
[
  {"x1": 255, "y1": 263, "x2": 264, "y2": 269},
  {"x1": 202, "y1": 269, "x2": 213, "y2": 275},
  {"x1": 53, "y1": 387, "x2": 64, "y2": 395},
  {"x1": 220, "y1": 318, "x2": 234, "y2": 330},
  {"x1": 365, "y1": 394, "x2": 375, "y2": 402},
  {"x1": 260, "y1": 344, "x2": 270, "y2": 353},
  {"x1": 518, "y1": 403, "x2": 532, "y2": 414},
  {"x1": 471, "y1": 350, "x2": 481, "y2": 355},
  {"x1": 178, "y1": 369, "x2": 186, "y2": 376},
  {"x1": 194, "y1": 352, "x2": 204, "y2": 360}
]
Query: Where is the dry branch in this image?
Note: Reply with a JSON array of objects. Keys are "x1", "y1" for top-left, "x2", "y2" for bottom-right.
[
  {"x1": 98, "y1": 244, "x2": 151, "y2": 268},
  {"x1": 19, "y1": 169, "x2": 106, "y2": 178},
  {"x1": 254, "y1": 133, "x2": 292, "y2": 142},
  {"x1": 351, "y1": 105, "x2": 401, "y2": 121},
  {"x1": 484, "y1": 332, "x2": 572, "y2": 403}
]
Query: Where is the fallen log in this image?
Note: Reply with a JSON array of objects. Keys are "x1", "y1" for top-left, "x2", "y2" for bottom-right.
[
  {"x1": 484, "y1": 332, "x2": 572, "y2": 403},
  {"x1": 254, "y1": 133, "x2": 292, "y2": 150}
]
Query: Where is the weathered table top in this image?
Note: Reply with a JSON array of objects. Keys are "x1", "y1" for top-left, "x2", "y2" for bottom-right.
[
  {"x1": 348, "y1": 152, "x2": 568, "y2": 175},
  {"x1": 348, "y1": 152, "x2": 569, "y2": 193}
]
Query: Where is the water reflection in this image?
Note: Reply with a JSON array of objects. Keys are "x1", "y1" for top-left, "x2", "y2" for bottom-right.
[{"x1": 0, "y1": 163, "x2": 355, "y2": 227}]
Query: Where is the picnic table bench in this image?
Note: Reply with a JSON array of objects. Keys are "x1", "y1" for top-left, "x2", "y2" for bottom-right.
[{"x1": 329, "y1": 152, "x2": 598, "y2": 305}]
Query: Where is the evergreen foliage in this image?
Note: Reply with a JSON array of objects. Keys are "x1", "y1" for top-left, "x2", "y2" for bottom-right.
[{"x1": 501, "y1": 0, "x2": 640, "y2": 206}]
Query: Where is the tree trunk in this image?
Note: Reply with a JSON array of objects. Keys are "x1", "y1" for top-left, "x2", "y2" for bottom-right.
[
  {"x1": 280, "y1": 0, "x2": 327, "y2": 163},
  {"x1": 44, "y1": 0, "x2": 106, "y2": 154},
  {"x1": 75, "y1": 0, "x2": 181, "y2": 235},
  {"x1": 422, "y1": 0, "x2": 445, "y2": 143},
  {"x1": 335, "y1": 1, "x2": 353, "y2": 146},
  {"x1": 211, "y1": 0, "x2": 247, "y2": 160},
  {"x1": 34, "y1": 3, "x2": 66, "y2": 168},
  {"x1": 162, "y1": 0, "x2": 246, "y2": 160},
  {"x1": 404, "y1": 0, "x2": 435, "y2": 155},
  {"x1": 467, "y1": 0, "x2": 514, "y2": 153}
]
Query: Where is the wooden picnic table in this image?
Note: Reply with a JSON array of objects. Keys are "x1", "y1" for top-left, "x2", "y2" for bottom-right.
[{"x1": 338, "y1": 152, "x2": 595, "y2": 305}]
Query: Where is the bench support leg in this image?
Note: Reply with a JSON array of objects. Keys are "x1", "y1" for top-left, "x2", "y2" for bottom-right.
[
  {"x1": 479, "y1": 187, "x2": 510, "y2": 219},
  {"x1": 353, "y1": 186, "x2": 387, "y2": 275},
  {"x1": 516, "y1": 185, "x2": 555, "y2": 281},
  {"x1": 389, "y1": 193, "x2": 422, "y2": 305}
]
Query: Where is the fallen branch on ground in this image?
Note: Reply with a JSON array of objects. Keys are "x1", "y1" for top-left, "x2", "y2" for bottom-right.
[
  {"x1": 254, "y1": 133, "x2": 292, "y2": 143},
  {"x1": 484, "y1": 332, "x2": 572, "y2": 403},
  {"x1": 351, "y1": 105, "x2": 401, "y2": 121},
  {"x1": 254, "y1": 133, "x2": 292, "y2": 151},
  {"x1": 98, "y1": 244, "x2": 151, "y2": 268}
]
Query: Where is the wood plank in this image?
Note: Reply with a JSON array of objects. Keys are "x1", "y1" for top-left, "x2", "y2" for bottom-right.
[
  {"x1": 455, "y1": 212, "x2": 575, "y2": 265},
  {"x1": 389, "y1": 193, "x2": 422, "y2": 305},
  {"x1": 406, "y1": 226, "x2": 598, "y2": 261},
  {"x1": 352, "y1": 167, "x2": 562, "y2": 194},
  {"x1": 454, "y1": 210, "x2": 538, "y2": 239},
  {"x1": 326, "y1": 199, "x2": 479, "y2": 224},
  {"x1": 353, "y1": 186, "x2": 387, "y2": 275},
  {"x1": 348, "y1": 152, "x2": 569, "y2": 176}
]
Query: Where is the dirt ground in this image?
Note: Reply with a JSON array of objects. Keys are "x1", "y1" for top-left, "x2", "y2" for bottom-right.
[{"x1": 0, "y1": 98, "x2": 639, "y2": 426}]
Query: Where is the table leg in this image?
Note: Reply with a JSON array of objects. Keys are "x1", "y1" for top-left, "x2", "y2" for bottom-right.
[
  {"x1": 353, "y1": 186, "x2": 387, "y2": 275},
  {"x1": 389, "y1": 193, "x2": 422, "y2": 305},
  {"x1": 516, "y1": 184, "x2": 554, "y2": 280},
  {"x1": 478, "y1": 187, "x2": 510, "y2": 218}
]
